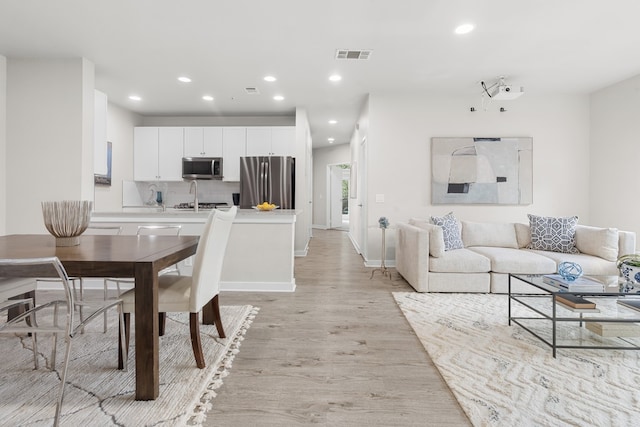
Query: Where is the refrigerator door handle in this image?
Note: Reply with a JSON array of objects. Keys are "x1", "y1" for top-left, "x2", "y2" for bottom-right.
[
  {"x1": 264, "y1": 161, "x2": 271, "y2": 202},
  {"x1": 260, "y1": 161, "x2": 268, "y2": 202}
]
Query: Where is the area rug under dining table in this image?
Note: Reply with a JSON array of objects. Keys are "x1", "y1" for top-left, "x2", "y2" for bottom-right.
[
  {"x1": 393, "y1": 292, "x2": 640, "y2": 427},
  {"x1": 0, "y1": 305, "x2": 257, "y2": 426}
]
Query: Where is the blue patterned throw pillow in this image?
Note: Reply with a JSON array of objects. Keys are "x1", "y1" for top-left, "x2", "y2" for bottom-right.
[
  {"x1": 431, "y1": 212, "x2": 464, "y2": 251},
  {"x1": 527, "y1": 214, "x2": 579, "y2": 254}
]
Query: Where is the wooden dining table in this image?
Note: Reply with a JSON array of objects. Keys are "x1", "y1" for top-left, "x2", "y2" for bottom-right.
[{"x1": 0, "y1": 233, "x2": 199, "y2": 400}]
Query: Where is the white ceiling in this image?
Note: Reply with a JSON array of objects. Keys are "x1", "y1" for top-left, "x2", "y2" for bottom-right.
[{"x1": 1, "y1": 0, "x2": 640, "y2": 149}]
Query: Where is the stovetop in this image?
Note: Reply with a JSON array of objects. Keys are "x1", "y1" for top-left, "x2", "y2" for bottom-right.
[{"x1": 173, "y1": 202, "x2": 229, "y2": 210}]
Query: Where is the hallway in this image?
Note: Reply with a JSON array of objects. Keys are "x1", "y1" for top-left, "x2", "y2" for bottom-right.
[{"x1": 209, "y1": 229, "x2": 470, "y2": 426}]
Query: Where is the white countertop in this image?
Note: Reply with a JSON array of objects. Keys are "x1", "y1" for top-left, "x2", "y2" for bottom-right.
[{"x1": 91, "y1": 208, "x2": 299, "y2": 224}]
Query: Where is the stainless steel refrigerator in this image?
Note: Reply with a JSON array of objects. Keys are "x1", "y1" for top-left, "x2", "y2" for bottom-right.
[{"x1": 239, "y1": 156, "x2": 295, "y2": 209}]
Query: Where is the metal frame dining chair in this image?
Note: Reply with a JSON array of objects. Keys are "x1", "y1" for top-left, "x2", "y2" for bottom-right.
[
  {"x1": 0, "y1": 256, "x2": 127, "y2": 427},
  {"x1": 119, "y1": 208, "x2": 236, "y2": 369},
  {"x1": 37, "y1": 225, "x2": 123, "y2": 333},
  {"x1": 104, "y1": 225, "x2": 182, "y2": 335}
]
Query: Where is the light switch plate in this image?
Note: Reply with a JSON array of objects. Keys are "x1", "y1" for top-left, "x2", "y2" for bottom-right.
[{"x1": 375, "y1": 194, "x2": 385, "y2": 203}]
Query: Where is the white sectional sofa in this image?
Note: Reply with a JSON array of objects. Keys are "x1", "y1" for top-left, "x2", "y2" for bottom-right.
[{"x1": 396, "y1": 216, "x2": 637, "y2": 293}]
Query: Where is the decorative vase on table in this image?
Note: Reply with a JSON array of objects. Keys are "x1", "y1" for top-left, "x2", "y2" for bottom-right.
[
  {"x1": 42, "y1": 200, "x2": 92, "y2": 247},
  {"x1": 617, "y1": 254, "x2": 640, "y2": 293}
]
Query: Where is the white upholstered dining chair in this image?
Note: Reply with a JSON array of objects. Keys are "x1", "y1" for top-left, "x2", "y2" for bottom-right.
[
  {"x1": 0, "y1": 256, "x2": 127, "y2": 427},
  {"x1": 119, "y1": 207, "x2": 236, "y2": 368}
]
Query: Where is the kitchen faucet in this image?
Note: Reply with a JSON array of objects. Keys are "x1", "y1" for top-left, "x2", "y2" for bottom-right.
[{"x1": 189, "y1": 180, "x2": 199, "y2": 212}]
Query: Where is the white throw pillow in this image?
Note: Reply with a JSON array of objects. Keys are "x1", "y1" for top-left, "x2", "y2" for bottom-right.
[
  {"x1": 430, "y1": 212, "x2": 464, "y2": 251},
  {"x1": 527, "y1": 214, "x2": 579, "y2": 254},
  {"x1": 409, "y1": 218, "x2": 445, "y2": 257},
  {"x1": 461, "y1": 221, "x2": 519, "y2": 248},
  {"x1": 575, "y1": 225, "x2": 619, "y2": 261},
  {"x1": 514, "y1": 223, "x2": 531, "y2": 248}
]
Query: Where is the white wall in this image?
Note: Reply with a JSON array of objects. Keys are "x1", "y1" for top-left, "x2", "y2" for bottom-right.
[
  {"x1": 312, "y1": 143, "x2": 350, "y2": 228},
  {"x1": 294, "y1": 107, "x2": 312, "y2": 256},
  {"x1": 590, "y1": 74, "x2": 640, "y2": 240},
  {"x1": 349, "y1": 96, "x2": 370, "y2": 256},
  {"x1": 0, "y1": 55, "x2": 6, "y2": 235},
  {"x1": 6, "y1": 58, "x2": 96, "y2": 233},
  {"x1": 363, "y1": 92, "x2": 590, "y2": 265},
  {"x1": 93, "y1": 102, "x2": 142, "y2": 211}
]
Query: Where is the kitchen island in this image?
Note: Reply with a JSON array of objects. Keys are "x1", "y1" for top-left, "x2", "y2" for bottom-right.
[{"x1": 90, "y1": 208, "x2": 298, "y2": 292}]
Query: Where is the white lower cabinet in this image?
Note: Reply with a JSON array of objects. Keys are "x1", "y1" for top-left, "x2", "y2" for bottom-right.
[{"x1": 90, "y1": 210, "x2": 298, "y2": 292}]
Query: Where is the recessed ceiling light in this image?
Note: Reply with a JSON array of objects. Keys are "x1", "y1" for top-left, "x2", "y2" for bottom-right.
[
  {"x1": 328, "y1": 137, "x2": 335, "y2": 143},
  {"x1": 328, "y1": 120, "x2": 338, "y2": 124},
  {"x1": 178, "y1": 76, "x2": 192, "y2": 83},
  {"x1": 128, "y1": 95, "x2": 141, "y2": 101},
  {"x1": 273, "y1": 95, "x2": 284, "y2": 101},
  {"x1": 454, "y1": 23, "x2": 475, "y2": 35},
  {"x1": 264, "y1": 75, "x2": 277, "y2": 82},
  {"x1": 329, "y1": 74, "x2": 342, "y2": 82},
  {"x1": 202, "y1": 95, "x2": 214, "y2": 101}
]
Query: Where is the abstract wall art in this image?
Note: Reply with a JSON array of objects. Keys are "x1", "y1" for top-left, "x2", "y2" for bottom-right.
[{"x1": 431, "y1": 137, "x2": 532, "y2": 205}]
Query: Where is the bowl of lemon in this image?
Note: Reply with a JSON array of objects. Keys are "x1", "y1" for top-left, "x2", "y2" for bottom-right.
[{"x1": 254, "y1": 202, "x2": 278, "y2": 211}]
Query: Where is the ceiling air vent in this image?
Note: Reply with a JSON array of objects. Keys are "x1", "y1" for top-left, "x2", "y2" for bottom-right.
[
  {"x1": 244, "y1": 87, "x2": 260, "y2": 94},
  {"x1": 335, "y1": 49, "x2": 372, "y2": 60}
]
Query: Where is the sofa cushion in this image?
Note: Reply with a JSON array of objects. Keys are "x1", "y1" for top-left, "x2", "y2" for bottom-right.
[
  {"x1": 409, "y1": 218, "x2": 445, "y2": 257},
  {"x1": 461, "y1": 221, "x2": 518, "y2": 248},
  {"x1": 527, "y1": 214, "x2": 579, "y2": 254},
  {"x1": 429, "y1": 248, "x2": 491, "y2": 273},
  {"x1": 431, "y1": 212, "x2": 464, "y2": 251},
  {"x1": 574, "y1": 225, "x2": 619, "y2": 262},
  {"x1": 514, "y1": 223, "x2": 531, "y2": 248},
  {"x1": 468, "y1": 247, "x2": 557, "y2": 274},
  {"x1": 526, "y1": 249, "x2": 618, "y2": 276}
]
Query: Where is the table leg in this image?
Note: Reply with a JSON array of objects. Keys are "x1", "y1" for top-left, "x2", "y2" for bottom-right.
[{"x1": 134, "y1": 263, "x2": 160, "y2": 400}]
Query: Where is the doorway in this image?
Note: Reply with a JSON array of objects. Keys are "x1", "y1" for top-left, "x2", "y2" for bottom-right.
[{"x1": 328, "y1": 163, "x2": 350, "y2": 230}]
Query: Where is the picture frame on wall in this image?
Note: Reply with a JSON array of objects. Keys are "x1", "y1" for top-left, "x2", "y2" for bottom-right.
[
  {"x1": 431, "y1": 137, "x2": 533, "y2": 205},
  {"x1": 94, "y1": 141, "x2": 112, "y2": 186}
]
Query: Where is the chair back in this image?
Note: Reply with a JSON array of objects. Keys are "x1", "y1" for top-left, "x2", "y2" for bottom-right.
[
  {"x1": 189, "y1": 207, "x2": 237, "y2": 312},
  {"x1": 84, "y1": 226, "x2": 122, "y2": 235}
]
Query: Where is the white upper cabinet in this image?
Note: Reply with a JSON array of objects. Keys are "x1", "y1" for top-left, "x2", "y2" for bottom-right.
[
  {"x1": 246, "y1": 126, "x2": 295, "y2": 157},
  {"x1": 184, "y1": 127, "x2": 223, "y2": 157},
  {"x1": 134, "y1": 127, "x2": 184, "y2": 181},
  {"x1": 271, "y1": 127, "x2": 296, "y2": 157},
  {"x1": 222, "y1": 127, "x2": 246, "y2": 182},
  {"x1": 246, "y1": 127, "x2": 272, "y2": 156}
]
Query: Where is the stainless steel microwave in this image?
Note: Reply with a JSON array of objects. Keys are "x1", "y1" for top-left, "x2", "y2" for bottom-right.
[{"x1": 182, "y1": 157, "x2": 223, "y2": 180}]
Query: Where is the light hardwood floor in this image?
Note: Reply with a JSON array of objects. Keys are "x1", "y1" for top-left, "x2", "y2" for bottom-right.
[{"x1": 208, "y1": 229, "x2": 471, "y2": 426}]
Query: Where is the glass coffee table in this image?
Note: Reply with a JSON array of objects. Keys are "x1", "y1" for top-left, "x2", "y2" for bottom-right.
[{"x1": 509, "y1": 274, "x2": 640, "y2": 357}]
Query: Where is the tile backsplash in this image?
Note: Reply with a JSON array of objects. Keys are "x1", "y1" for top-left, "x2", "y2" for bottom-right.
[{"x1": 123, "y1": 180, "x2": 240, "y2": 208}]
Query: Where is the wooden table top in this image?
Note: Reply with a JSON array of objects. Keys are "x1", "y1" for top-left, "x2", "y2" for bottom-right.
[{"x1": 0, "y1": 234, "x2": 199, "y2": 278}]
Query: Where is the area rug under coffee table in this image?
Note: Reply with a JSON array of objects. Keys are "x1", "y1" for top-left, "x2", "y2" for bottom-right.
[
  {"x1": 0, "y1": 305, "x2": 258, "y2": 426},
  {"x1": 393, "y1": 292, "x2": 640, "y2": 427}
]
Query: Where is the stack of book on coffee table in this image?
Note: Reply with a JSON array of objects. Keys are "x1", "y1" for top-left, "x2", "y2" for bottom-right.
[
  {"x1": 554, "y1": 293, "x2": 597, "y2": 309},
  {"x1": 542, "y1": 274, "x2": 605, "y2": 292}
]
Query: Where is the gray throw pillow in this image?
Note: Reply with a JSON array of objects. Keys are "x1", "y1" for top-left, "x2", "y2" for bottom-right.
[
  {"x1": 431, "y1": 212, "x2": 464, "y2": 251},
  {"x1": 527, "y1": 214, "x2": 579, "y2": 254}
]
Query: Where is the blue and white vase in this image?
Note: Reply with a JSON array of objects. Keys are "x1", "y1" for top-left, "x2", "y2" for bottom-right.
[{"x1": 619, "y1": 263, "x2": 640, "y2": 284}]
